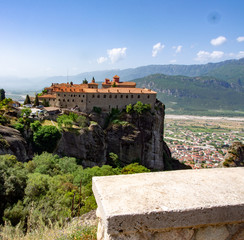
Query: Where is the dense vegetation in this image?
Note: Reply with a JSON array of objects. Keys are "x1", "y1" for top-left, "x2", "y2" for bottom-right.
[
  {"x1": 0, "y1": 101, "x2": 153, "y2": 238},
  {"x1": 0, "y1": 153, "x2": 150, "y2": 232}
]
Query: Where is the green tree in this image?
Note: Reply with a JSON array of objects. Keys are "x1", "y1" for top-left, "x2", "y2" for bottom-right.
[
  {"x1": 30, "y1": 120, "x2": 42, "y2": 132},
  {"x1": 33, "y1": 126, "x2": 61, "y2": 153},
  {"x1": 121, "y1": 163, "x2": 150, "y2": 174},
  {"x1": 21, "y1": 108, "x2": 31, "y2": 117},
  {"x1": 0, "y1": 115, "x2": 9, "y2": 125},
  {"x1": 42, "y1": 99, "x2": 49, "y2": 107},
  {"x1": 57, "y1": 114, "x2": 71, "y2": 128},
  {"x1": 33, "y1": 94, "x2": 39, "y2": 106},
  {"x1": 0, "y1": 155, "x2": 28, "y2": 224},
  {"x1": 126, "y1": 104, "x2": 133, "y2": 113},
  {"x1": 0, "y1": 89, "x2": 5, "y2": 101},
  {"x1": 76, "y1": 115, "x2": 87, "y2": 128},
  {"x1": 13, "y1": 122, "x2": 25, "y2": 133},
  {"x1": 24, "y1": 95, "x2": 31, "y2": 105},
  {"x1": 133, "y1": 101, "x2": 151, "y2": 115},
  {"x1": 109, "y1": 152, "x2": 120, "y2": 168},
  {"x1": 83, "y1": 78, "x2": 88, "y2": 84}
]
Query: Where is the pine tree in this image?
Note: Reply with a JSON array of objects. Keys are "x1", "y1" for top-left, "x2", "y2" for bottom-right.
[
  {"x1": 83, "y1": 78, "x2": 88, "y2": 84},
  {"x1": 24, "y1": 95, "x2": 31, "y2": 105},
  {"x1": 0, "y1": 89, "x2": 5, "y2": 101},
  {"x1": 34, "y1": 94, "x2": 39, "y2": 106}
]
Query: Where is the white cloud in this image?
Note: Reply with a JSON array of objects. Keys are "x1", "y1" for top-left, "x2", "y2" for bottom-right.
[
  {"x1": 195, "y1": 50, "x2": 224, "y2": 62},
  {"x1": 237, "y1": 51, "x2": 244, "y2": 58},
  {"x1": 173, "y1": 45, "x2": 182, "y2": 53},
  {"x1": 170, "y1": 59, "x2": 177, "y2": 63},
  {"x1": 237, "y1": 36, "x2": 244, "y2": 42},
  {"x1": 152, "y1": 42, "x2": 165, "y2": 57},
  {"x1": 97, "y1": 56, "x2": 108, "y2": 64},
  {"x1": 210, "y1": 36, "x2": 227, "y2": 46},
  {"x1": 107, "y1": 48, "x2": 127, "y2": 63}
]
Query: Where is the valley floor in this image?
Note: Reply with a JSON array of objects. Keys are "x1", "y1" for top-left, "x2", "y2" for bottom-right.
[{"x1": 164, "y1": 115, "x2": 244, "y2": 169}]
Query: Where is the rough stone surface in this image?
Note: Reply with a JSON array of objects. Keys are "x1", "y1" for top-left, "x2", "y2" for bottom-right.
[
  {"x1": 154, "y1": 228, "x2": 194, "y2": 240},
  {"x1": 56, "y1": 101, "x2": 171, "y2": 170},
  {"x1": 222, "y1": 141, "x2": 244, "y2": 167},
  {"x1": 195, "y1": 225, "x2": 229, "y2": 240},
  {"x1": 93, "y1": 168, "x2": 244, "y2": 239},
  {"x1": 0, "y1": 125, "x2": 30, "y2": 162},
  {"x1": 234, "y1": 228, "x2": 244, "y2": 240}
]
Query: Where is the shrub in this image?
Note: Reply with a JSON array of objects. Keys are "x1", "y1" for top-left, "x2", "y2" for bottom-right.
[
  {"x1": 126, "y1": 104, "x2": 133, "y2": 113},
  {"x1": 121, "y1": 163, "x2": 150, "y2": 174},
  {"x1": 33, "y1": 126, "x2": 61, "y2": 153},
  {"x1": 92, "y1": 106, "x2": 101, "y2": 114}
]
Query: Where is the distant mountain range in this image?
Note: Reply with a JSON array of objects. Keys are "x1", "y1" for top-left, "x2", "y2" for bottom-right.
[{"x1": 2, "y1": 58, "x2": 244, "y2": 116}]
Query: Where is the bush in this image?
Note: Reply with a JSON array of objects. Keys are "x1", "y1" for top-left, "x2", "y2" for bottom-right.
[
  {"x1": 0, "y1": 115, "x2": 9, "y2": 125},
  {"x1": 30, "y1": 120, "x2": 42, "y2": 132},
  {"x1": 92, "y1": 106, "x2": 101, "y2": 114},
  {"x1": 133, "y1": 101, "x2": 151, "y2": 115},
  {"x1": 33, "y1": 126, "x2": 61, "y2": 153},
  {"x1": 126, "y1": 104, "x2": 133, "y2": 113},
  {"x1": 121, "y1": 163, "x2": 150, "y2": 174},
  {"x1": 13, "y1": 123, "x2": 25, "y2": 134}
]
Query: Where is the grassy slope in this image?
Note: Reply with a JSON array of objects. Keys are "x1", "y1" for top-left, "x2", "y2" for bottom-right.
[{"x1": 133, "y1": 74, "x2": 244, "y2": 116}]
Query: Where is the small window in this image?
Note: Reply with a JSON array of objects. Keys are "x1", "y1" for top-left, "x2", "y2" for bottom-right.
[
  {"x1": 126, "y1": 95, "x2": 128, "y2": 98},
  {"x1": 109, "y1": 95, "x2": 112, "y2": 98},
  {"x1": 72, "y1": 99, "x2": 74, "y2": 102},
  {"x1": 115, "y1": 95, "x2": 117, "y2": 98},
  {"x1": 83, "y1": 95, "x2": 85, "y2": 98},
  {"x1": 148, "y1": 95, "x2": 150, "y2": 98},
  {"x1": 131, "y1": 95, "x2": 133, "y2": 98},
  {"x1": 79, "y1": 95, "x2": 81, "y2": 97},
  {"x1": 81, "y1": 100, "x2": 83, "y2": 102},
  {"x1": 97, "y1": 95, "x2": 100, "y2": 98},
  {"x1": 63, "y1": 99, "x2": 65, "y2": 102},
  {"x1": 67, "y1": 99, "x2": 69, "y2": 102},
  {"x1": 121, "y1": 95, "x2": 123, "y2": 98},
  {"x1": 71, "y1": 94, "x2": 73, "y2": 97},
  {"x1": 58, "y1": 94, "x2": 60, "y2": 96},
  {"x1": 104, "y1": 95, "x2": 106, "y2": 98},
  {"x1": 138, "y1": 95, "x2": 140, "y2": 98},
  {"x1": 64, "y1": 94, "x2": 66, "y2": 97},
  {"x1": 92, "y1": 95, "x2": 95, "y2": 98},
  {"x1": 58, "y1": 99, "x2": 60, "y2": 101}
]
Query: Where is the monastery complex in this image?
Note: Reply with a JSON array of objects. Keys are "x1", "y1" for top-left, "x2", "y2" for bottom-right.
[{"x1": 39, "y1": 75, "x2": 157, "y2": 112}]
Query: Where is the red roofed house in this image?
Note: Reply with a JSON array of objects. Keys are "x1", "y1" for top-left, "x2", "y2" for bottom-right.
[{"x1": 39, "y1": 76, "x2": 157, "y2": 112}]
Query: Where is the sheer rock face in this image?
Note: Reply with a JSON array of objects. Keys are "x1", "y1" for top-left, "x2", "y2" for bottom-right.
[
  {"x1": 222, "y1": 142, "x2": 244, "y2": 167},
  {"x1": 0, "y1": 125, "x2": 30, "y2": 162},
  {"x1": 56, "y1": 101, "x2": 169, "y2": 170}
]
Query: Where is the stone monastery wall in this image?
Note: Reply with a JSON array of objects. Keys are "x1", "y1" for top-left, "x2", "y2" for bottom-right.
[{"x1": 40, "y1": 75, "x2": 157, "y2": 112}]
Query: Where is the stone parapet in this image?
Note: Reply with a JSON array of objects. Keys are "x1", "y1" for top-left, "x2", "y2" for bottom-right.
[{"x1": 92, "y1": 168, "x2": 244, "y2": 240}]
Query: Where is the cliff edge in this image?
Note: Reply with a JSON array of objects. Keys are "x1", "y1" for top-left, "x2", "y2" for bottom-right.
[{"x1": 56, "y1": 100, "x2": 175, "y2": 170}]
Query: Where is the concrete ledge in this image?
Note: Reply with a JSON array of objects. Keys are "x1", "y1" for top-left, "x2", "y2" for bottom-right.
[{"x1": 93, "y1": 168, "x2": 244, "y2": 239}]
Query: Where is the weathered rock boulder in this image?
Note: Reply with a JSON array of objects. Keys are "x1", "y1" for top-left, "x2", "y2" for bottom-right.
[
  {"x1": 0, "y1": 125, "x2": 30, "y2": 162},
  {"x1": 56, "y1": 123, "x2": 107, "y2": 167},
  {"x1": 222, "y1": 142, "x2": 244, "y2": 167},
  {"x1": 56, "y1": 100, "x2": 172, "y2": 170}
]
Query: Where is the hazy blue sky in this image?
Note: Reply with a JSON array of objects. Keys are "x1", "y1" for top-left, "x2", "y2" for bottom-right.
[{"x1": 0, "y1": 0, "x2": 243, "y2": 77}]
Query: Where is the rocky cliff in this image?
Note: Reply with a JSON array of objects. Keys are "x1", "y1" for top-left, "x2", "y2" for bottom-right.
[
  {"x1": 222, "y1": 142, "x2": 244, "y2": 167},
  {"x1": 0, "y1": 125, "x2": 30, "y2": 162},
  {"x1": 56, "y1": 100, "x2": 171, "y2": 170}
]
